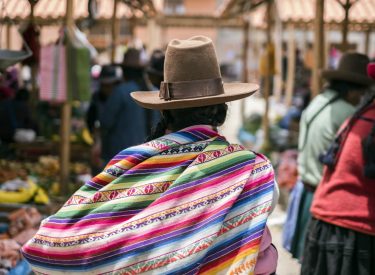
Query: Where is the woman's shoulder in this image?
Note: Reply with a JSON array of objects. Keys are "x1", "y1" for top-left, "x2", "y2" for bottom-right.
[
  {"x1": 251, "y1": 151, "x2": 272, "y2": 163},
  {"x1": 236, "y1": 145, "x2": 272, "y2": 163},
  {"x1": 226, "y1": 142, "x2": 274, "y2": 171},
  {"x1": 250, "y1": 151, "x2": 274, "y2": 173}
]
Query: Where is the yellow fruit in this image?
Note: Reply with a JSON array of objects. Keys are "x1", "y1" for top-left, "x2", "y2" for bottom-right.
[
  {"x1": 51, "y1": 182, "x2": 60, "y2": 196},
  {"x1": 81, "y1": 128, "x2": 94, "y2": 145},
  {"x1": 0, "y1": 179, "x2": 49, "y2": 204}
]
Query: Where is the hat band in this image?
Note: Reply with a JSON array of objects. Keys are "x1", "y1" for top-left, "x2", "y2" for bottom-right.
[{"x1": 159, "y1": 78, "x2": 224, "y2": 101}]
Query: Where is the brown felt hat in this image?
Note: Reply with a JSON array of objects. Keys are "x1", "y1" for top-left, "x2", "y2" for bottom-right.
[
  {"x1": 322, "y1": 53, "x2": 374, "y2": 87},
  {"x1": 131, "y1": 36, "x2": 258, "y2": 110}
]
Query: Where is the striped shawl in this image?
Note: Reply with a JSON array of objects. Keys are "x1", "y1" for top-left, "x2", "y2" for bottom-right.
[{"x1": 22, "y1": 126, "x2": 275, "y2": 275}]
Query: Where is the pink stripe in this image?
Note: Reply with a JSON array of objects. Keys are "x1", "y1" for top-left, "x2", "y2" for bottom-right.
[
  {"x1": 39, "y1": 163, "x2": 272, "y2": 237},
  {"x1": 42, "y1": 213, "x2": 135, "y2": 230},
  {"x1": 152, "y1": 165, "x2": 252, "y2": 207},
  {"x1": 243, "y1": 174, "x2": 274, "y2": 192},
  {"x1": 25, "y1": 199, "x2": 235, "y2": 259}
]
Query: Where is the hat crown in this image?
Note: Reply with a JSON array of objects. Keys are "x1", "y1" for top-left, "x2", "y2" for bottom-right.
[
  {"x1": 123, "y1": 48, "x2": 148, "y2": 68},
  {"x1": 164, "y1": 36, "x2": 221, "y2": 83},
  {"x1": 337, "y1": 53, "x2": 369, "y2": 77},
  {"x1": 130, "y1": 36, "x2": 259, "y2": 110},
  {"x1": 149, "y1": 50, "x2": 165, "y2": 73},
  {"x1": 100, "y1": 65, "x2": 117, "y2": 78}
]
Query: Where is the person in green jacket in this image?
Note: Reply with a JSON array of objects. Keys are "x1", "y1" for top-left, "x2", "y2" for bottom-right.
[{"x1": 282, "y1": 53, "x2": 374, "y2": 260}]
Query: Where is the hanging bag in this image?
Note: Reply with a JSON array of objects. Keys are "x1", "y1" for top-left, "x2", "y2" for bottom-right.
[
  {"x1": 39, "y1": 33, "x2": 67, "y2": 102},
  {"x1": 66, "y1": 28, "x2": 91, "y2": 102}
]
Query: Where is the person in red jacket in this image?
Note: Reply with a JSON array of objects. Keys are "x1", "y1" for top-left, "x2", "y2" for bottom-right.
[{"x1": 301, "y1": 63, "x2": 375, "y2": 275}]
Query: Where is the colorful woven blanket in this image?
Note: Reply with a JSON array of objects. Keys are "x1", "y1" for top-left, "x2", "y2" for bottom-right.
[{"x1": 22, "y1": 126, "x2": 275, "y2": 274}]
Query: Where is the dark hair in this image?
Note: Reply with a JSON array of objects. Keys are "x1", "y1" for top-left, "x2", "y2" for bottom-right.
[
  {"x1": 327, "y1": 80, "x2": 367, "y2": 98},
  {"x1": 147, "y1": 103, "x2": 228, "y2": 141}
]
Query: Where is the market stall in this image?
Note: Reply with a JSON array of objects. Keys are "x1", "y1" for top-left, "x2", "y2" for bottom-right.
[
  {"x1": 0, "y1": 0, "x2": 158, "y2": 192},
  {"x1": 0, "y1": 1, "x2": 157, "y2": 272}
]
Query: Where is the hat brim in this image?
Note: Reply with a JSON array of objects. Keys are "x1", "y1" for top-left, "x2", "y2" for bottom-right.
[
  {"x1": 131, "y1": 82, "x2": 258, "y2": 110},
  {"x1": 321, "y1": 70, "x2": 374, "y2": 86}
]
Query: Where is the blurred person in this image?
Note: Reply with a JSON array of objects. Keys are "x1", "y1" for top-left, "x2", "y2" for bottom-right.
[
  {"x1": 259, "y1": 42, "x2": 276, "y2": 96},
  {"x1": 283, "y1": 53, "x2": 373, "y2": 260},
  {"x1": 294, "y1": 49, "x2": 305, "y2": 88},
  {"x1": 145, "y1": 49, "x2": 165, "y2": 133},
  {"x1": 146, "y1": 49, "x2": 165, "y2": 88},
  {"x1": 302, "y1": 43, "x2": 314, "y2": 97},
  {"x1": 303, "y1": 42, "x2": 314, "y2": 72},
  {"x1": 0, "y1": 72, "x2": 32, "y2": 144},
  {"x1": 0, "y1": 75, "x2": 16, "y2": 144},
  {"x1": 301, "y1": 63, "x2": 375, "y2": 275},
  {"x1": 13, "y1": 88, "x2": 38, "y2": 141},
  {"x1": 99, "y1": 48, "x2": 151, "y2": 164},
  {"x1": 86, "y1": 65, "x2": 122, "y2": 134},
  {"x1": 328, "y1": 46, "x2": 342, "y2": 69},
  {"x1": 281, "y1": 42, "x2": 288, "y2": 95},
  {"x1": 5, "y1": 68, "x2": 19, "y2": 92},
  {"x1": 0, "y1": 86, "x2": 37, "y2": 144},
  {"x1": 23, "y1": 36, "x2": 278, "y2": 275},
  {"x1": 86, "y1": 65, "x2": 122, "y2": 174}
]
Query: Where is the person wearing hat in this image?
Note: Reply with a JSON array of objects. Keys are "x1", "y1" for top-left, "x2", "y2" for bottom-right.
[
  {"x1": 144, "y1": 49, "x2": 165, "y2": 135},
  {"x1": 100, "y1": 48, "x2": 152, "y2": 164},
  {"x1": 283, "y1": 53, "x2": 374, "y2": 260},
  {"x1": 86, "y1": 64, "x2": 122, "y2": 174},
  {"x1": 301, "y1": 63, "x2": 375, "y2": 275},
  {"x1": 22, "y1": 36, "x2": 278, "y2": 274},
  {"x1": 87, "y1": 65, "x2": 122, "y2": 134},
  {"x1": 146, "y1": 49, "x2": 165, "y2": 89}
]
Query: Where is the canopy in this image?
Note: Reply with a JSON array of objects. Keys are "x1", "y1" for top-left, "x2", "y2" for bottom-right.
[
  {"x1": 0, "y1": 0, "x2": 157, "y2": 24},
  {"x1": 219, "y1": 0, "x2": 375, "y2": 30}
]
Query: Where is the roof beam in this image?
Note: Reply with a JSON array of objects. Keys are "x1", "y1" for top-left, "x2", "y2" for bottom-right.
[
  {"x1": 156, "y1": 15, "x2": 244, "y2": 28},
  {"x1": 120, "y1": 0, "x2": 156, "y2": 17},
  {"x1": 219, "y1": 0, "x2": 268, "y2": 18}
]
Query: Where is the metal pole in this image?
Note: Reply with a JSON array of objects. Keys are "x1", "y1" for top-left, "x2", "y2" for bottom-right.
[
  {"x1": 285, "y1": 24, "x2": 296, "y2": 107},
  {"x1": 29, "y1": 1, "x2": 38, "y2": 109},
  {"x1": 60, "y1": 0, "x2": 74, "y2": 196},
  {"x1": 241, "y1": 20, "x2": 249, "y2": 123},
  {"x1": 341, "y1": 0, "x2": 351, "y2": 53},
  {"x1": 312, "y1": 0, "x2": 325, "y2": 98},
  {"x1": 111, "y1": 0, "x2": 119, "y2": 63},
  {"x1": 6, "y1": 24, "x2": 11, "y2": 49},
  {"x1": 262, "y1": 0, "x2": 273, "y2": 150},
  {"x1": 273, "y1": 6, "x2": 283, "y2": 103},
  {"x1": 66, "y1": 0, "x2": 74, "y2": 27}
]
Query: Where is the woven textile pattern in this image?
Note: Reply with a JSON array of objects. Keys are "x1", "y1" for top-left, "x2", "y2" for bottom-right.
[{"x1": 22, "y1": 126, "x2": 275, "y2": 275}]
